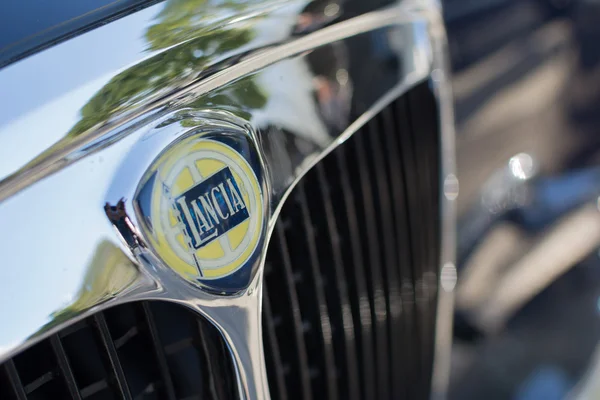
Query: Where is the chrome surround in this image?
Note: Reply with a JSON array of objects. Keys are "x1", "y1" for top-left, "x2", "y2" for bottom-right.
[
  {"x1": 430, "y1": 12, "x2": 457, "y2": 398},
  {"x1": 0, "y1": 0, "x2": 455, "y2": 399}
]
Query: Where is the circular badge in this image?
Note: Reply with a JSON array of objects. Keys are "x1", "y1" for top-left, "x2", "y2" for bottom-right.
[{"x1": 135, "y1": 132, "x2": 265, "y2": 293}]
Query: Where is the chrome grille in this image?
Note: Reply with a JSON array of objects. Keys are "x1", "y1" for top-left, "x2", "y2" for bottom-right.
[
  {"x1": 0, "y1": 302, "x2": 236, "y2": 400},
  {"x1": 262, "y1": 82, "x2": 441, "y2": 400},
  {"x1": 0, "y1": 82, "x2": 441, "y2": 400}
]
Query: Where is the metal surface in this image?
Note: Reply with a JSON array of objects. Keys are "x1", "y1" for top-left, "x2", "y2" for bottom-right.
[
  {"x1": 259, "y1": 85, "x2": 443, "y2": 399},
  {"x1": 0, "y1": 300, "x2": 238, "y2": 399},
  {"x1": 0, "y1": 0, "x2": 455, "y2": 399}
]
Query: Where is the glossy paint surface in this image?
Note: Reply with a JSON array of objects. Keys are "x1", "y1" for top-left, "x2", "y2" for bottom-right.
[{"x1": 0, "y1": 0, "x2": 158, "y2": 67}]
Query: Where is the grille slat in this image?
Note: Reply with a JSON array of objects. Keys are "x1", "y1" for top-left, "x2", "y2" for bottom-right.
[
  {"x1": 406, "y1": 92, "x2": 432, "y2": 398},
  {"x1": 195, "y1": 319, "x2": 230, "y2": 400},
  {"x1": 50, "y1": 335, "x2": 82, "y2": 400},
  {"x1": 295, "y1": 183, "x2": 339, "y2": 400},
  {"x1": 393, "y1": 96, "x2": 427, "y2": 398},
  {"x1": 80, "y1": 380, "x2": 109, "y2": 399},
  {"x1": 364, "y1": 115, "x2": 406, "y2": 400},
  {"x1": 262, "y1": 291, "x2": 289, "y2": 400},
  {"x1": 379, "y1": 103, "x2": 416, "y2": 399},
  {"x1": 264, "y1": 82, "x2": 440, "y2": 400},
  {"x1": 194, "y1": 322, "x2": 220, "y2": 399},
  {"x1": 349, "y1": 127, "x2": 391, "y2": 400},
  {"x1": 264, "y1": 224, "x2": 313, "y2": 400},
  {"x1": 93, "y1": 313, "x2": 132, "y2": 400},
  {"x1": 5, "y1": 361, "x2": 27, "y2": 400},
  {"x1": 2, "y1": 360, "x2": 27, "y2": 400},
  {"x1": 314, "y1": 163, "x2": 360, "y2": 400},
  {"x1": 406, "y1": 85, "x2": 441, "y2": 395},
  {"x1": 140, "y1": 303, "x2": 177, "y2": 400},
  {"x1": 23, "y1": 372, "x2": 55, "y2": 394},
  {"x1": 1, "y1": 302, "x2": 236, "y2": 400},
  {"x1": 113, "y1": 327, "x2": 139, "y2": 350},
  {"x1": 333, "y1": 146, "x2": 377, "y2": 400}
]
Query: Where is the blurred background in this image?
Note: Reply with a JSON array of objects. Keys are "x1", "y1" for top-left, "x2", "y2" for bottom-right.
[{"x1": 444, "y1": 0, "x2": 600, "y2": 398}]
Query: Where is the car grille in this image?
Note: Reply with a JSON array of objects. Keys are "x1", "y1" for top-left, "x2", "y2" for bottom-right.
[
  {"x1": 262, "y1": 81, "x2": 440, "y2": 400},
  {"x1": 0, "y1": 302, "x2": 237, "y2": 400},
  {"x1": 0, "y1": 81, "x2": 440, "y2": 400}
]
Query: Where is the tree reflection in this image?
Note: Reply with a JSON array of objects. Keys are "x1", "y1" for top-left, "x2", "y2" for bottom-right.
[
  {"x1": 68, "y1": 0, "x2": 268, "y2": 137},
  {"x1": 35, "y1": 0, "x2": 272, "y2": 332}
]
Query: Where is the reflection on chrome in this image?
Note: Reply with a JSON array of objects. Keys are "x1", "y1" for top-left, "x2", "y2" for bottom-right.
[
  {"x1": 441, "y1": 262, "x2": 458, "y2": 293},
  {"x1": 43, "y1": 240, "x2": 141, "y2": 334},
  {"x1": 0, "y1": 0, "x2": 311, "y2": 198},
  {"x1": 444, "y1": 173, "x2": 460, "y2": 201},
  {"x1": 0, "y1": 0, "x2": 454, "y2": 399}
]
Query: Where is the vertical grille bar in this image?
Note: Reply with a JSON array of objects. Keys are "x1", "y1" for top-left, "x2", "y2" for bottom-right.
[
  {"x1": 315, "y1": 163, "x2": 360, "y2": 400},
  {"x1": 335, "y1": 146, "x2": 377, "y2": 400},
  {"x1": 50, "y1": 335, "x2": 82, "y2": 400},
  {"x1": 4, "y1": 360, "x2": 27, "y2": 400},
  {"x1": 263, "y1": 290, "x2": 289, "y2": 400},
  {"x1": 379, "y1": 103, "x2": 417, "y2": 399},
  {"x1": 408, "y1": 91, "x2": 432, "y2": 397},
  {"x1": 364, "y1": 115, "x2": 405, "y2": 400},
  {"x1": 196, "y1": 320, "x2": 229, "y2": 399},
  {"x1": 196, "y1": 322, "x2": 220, "y2": 399},
  {"x1": 394, "y1": 96, "x2": 426, "y2": 398},
  {"x1": 270, "y1": 223, "x2": 313, "y2": 400},
  {"x1": 140, "y1": 303, "x2": 177, "y2": 400},
  {"x1": 93, "y1": 313, "x2": 132, "y2": 400},
  {"x1": 407, "y1": 84, "x2": 441, "y2": 396},
  {"x1": 1, "y1": 301, "x2": 238, "y2": 400},
  {"x1": 349, "y1": 130, "x2": 391, "y2": 400},
  {"x1": 296, "y1": 182, "x2": 339, "y2": 400},
  {"x1": 402, "y1": 93, "x2": 433, "y2": 399}
]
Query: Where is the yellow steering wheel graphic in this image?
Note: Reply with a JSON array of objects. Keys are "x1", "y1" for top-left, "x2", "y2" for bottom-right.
[{"x1": 145, "y1": 138, "x2": 264, "y2": 284}]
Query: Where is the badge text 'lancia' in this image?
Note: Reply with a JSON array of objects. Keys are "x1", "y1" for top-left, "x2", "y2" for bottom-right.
[
  {"x1": 135, "y1": 133, "x2": 265, "y2": 294},
  {"x1": 170, "y1": 166, "x2": 249, "y2": 252}
]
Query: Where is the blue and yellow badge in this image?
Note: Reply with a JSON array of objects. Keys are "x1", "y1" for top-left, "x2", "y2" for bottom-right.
[{"x1": 135, "y1": 132, "x2": 266, "y2": 294}]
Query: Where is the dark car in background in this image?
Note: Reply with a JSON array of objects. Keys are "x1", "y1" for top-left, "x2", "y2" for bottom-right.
[{"x1": 447, "y1": 0, "x2": 600, "y2": 399}]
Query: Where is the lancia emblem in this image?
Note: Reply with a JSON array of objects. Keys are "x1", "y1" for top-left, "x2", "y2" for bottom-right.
[{"x1": 135, "y1": 131, "x2": 266, "y2": 294}]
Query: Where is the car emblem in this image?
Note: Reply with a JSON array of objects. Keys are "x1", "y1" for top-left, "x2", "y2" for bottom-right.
[{"x1": 134, "y1": 130, "x2": 266, "y2": 294}]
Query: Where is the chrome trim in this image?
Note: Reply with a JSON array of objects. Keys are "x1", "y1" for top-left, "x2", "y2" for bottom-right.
[
  {"x1": 0, "y1": 0, "x2": 454, "y2": 399},
  {"x1": 0, "y1": 1, "x2": 425, "y2": 202},
  {"x1": 430, "y1": 6, "x2": 458, "y2": 398},
  {"x1": 0, "y1": 0, "x2": 308, "y2": 197}
]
